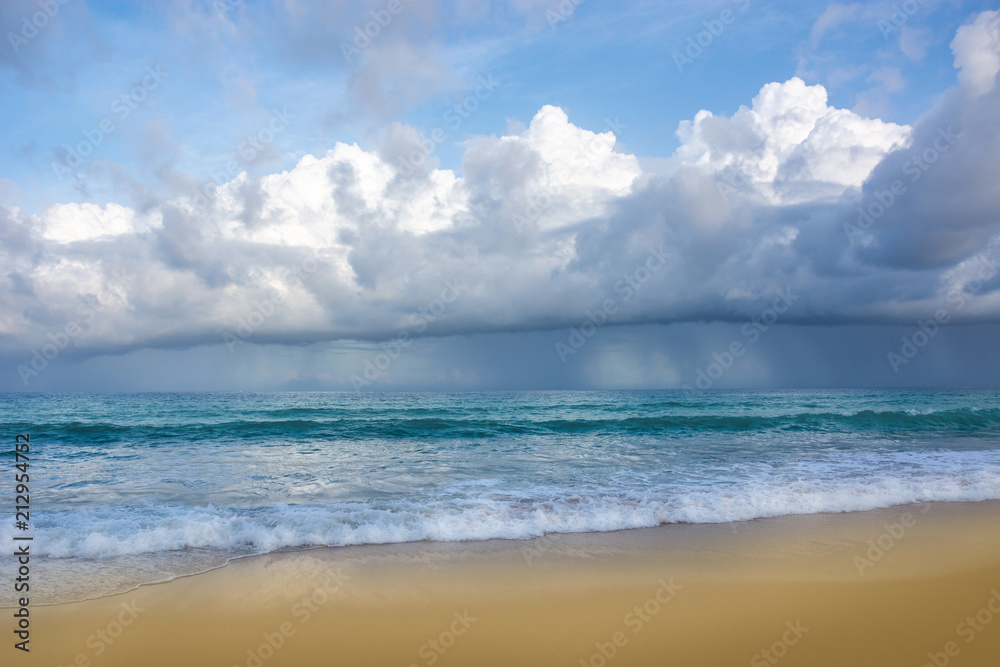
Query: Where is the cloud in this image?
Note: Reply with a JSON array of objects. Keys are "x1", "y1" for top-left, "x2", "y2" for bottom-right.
[
  {"x1": 899, "y1": 25, "x2": 932, "y2": 62},
  {"x1": 868, "y1": 66, "x2": 905, "y2": 93},
  {"x1": 951, "y1": 9, "x2": 1000, "y2": 95},
  {"x1": 853, "y1": 66, "x2": 907, "y2": 118},
  {"x1": 40, "y1": 202, "x2": 161, "y2": 243},
  {"x1": 807, "y1": 3, "x2": 864, "y2": 49},
  {"x1": 0, "y1": 0, "x2": 103, "y2": 86},
  {"x1": 2, "y1": 12, "x2": 999, "y2": 373},
  {"x1": 673, "y1": 77, "x2": 910, "y2": 203},
  {"x1": 344, "y1": 41, "x2": 462, "y2": 121},
  {"x1": 840, "y1": 18, "x2": 1000, "y2": 273}
]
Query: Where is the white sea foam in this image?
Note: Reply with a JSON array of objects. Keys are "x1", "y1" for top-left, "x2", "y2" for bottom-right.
[{"x1": 9, "y1": 450, "x2": 1000, "y2": 559}]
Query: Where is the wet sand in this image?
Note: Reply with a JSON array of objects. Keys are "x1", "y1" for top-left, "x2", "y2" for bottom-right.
[{"x1": 13, "y1": 500, "x2": 1000, "y2": 666}]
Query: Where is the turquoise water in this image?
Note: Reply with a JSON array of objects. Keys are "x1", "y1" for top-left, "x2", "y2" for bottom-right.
[{"x1": 2, "y1": 389, "x2": 999, "y2": 601}]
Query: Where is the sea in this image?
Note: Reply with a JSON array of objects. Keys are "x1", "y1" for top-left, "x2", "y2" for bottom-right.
[{"x1": 2, "y1": 388, "x2": 999, "y2": 604}]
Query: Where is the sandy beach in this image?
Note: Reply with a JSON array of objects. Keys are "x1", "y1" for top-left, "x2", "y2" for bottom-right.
[
  {"x1": 5, "y1": 0, "x2": 1000, "y2": 662},
  {"x1": 9, "y1": 500, "x2": 1000, "y2": 666}
]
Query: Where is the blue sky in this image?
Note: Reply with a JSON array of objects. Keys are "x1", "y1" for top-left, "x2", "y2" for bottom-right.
[
  {"x1": 3, "y1": 0, "x2": 994, "y2": 207},
  {"x1": 1, "y1": 0, "x2": 998, "y2": 391}
]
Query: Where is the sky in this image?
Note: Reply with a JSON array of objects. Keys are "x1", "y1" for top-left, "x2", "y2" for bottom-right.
[{"x1": 0, "y1": 0, "x2": 998, "y2": 392}]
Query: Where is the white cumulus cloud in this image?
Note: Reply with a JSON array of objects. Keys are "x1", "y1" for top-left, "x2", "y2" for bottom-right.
[
  {"x1": 674, "y1": 77, "x2": 911, "y2": 203},
  {"x1": 2, "y1": 13, "x2": 999, "y2": 368},
  {"x1": 951, "y1": 9, "x2": 1000, "y2": 95}
]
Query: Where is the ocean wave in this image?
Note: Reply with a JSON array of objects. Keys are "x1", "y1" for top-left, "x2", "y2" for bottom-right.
[
  {"x1": 11, "y1": 452, "x2": 1000, "y2": 559},
  {"x1": 18, "y1": 407, "x2": 1000, "y2": 444}
]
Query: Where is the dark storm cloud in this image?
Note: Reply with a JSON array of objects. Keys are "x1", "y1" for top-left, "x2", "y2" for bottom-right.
[{"x1": 1, "y1": 9, "x2": 998, "y2": 393}]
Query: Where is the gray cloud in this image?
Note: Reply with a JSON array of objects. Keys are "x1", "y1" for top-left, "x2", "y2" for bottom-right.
[{"x1": 1, "y1": 11, "x2": 999, "y2": 390}]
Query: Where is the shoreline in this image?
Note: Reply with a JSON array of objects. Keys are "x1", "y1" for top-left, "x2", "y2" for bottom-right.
[
  {"x1": 12, "y1": 500, "x2": 1000, "y2": 665},
  {"x1": 7, "y1": 498, "x2": 1000, "y2": 607}
]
